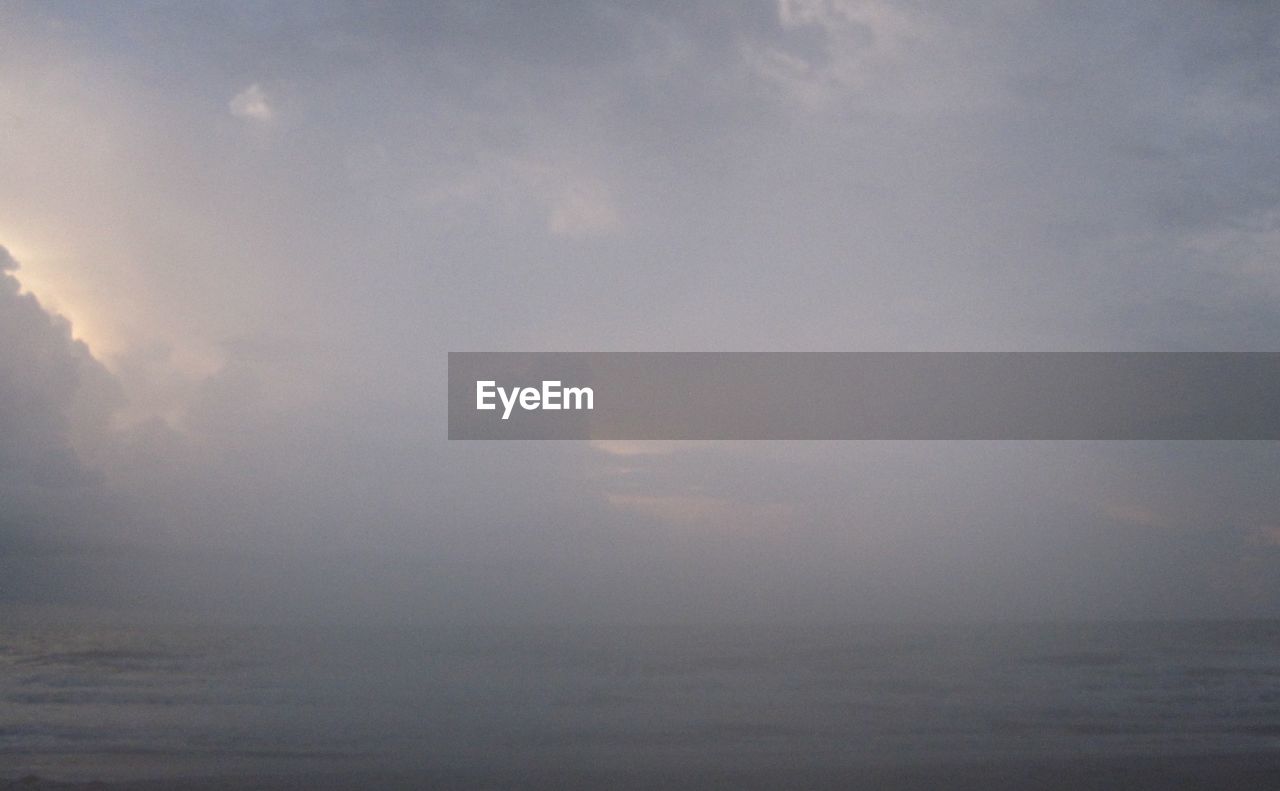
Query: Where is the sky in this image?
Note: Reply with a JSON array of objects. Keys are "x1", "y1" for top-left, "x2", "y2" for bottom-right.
[{"x1": 1, "y1": 0, "x2": 1279, "y2": 623}]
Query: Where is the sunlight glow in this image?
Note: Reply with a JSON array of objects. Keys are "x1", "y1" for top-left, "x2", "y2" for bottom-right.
[{"x1": 9, "y1": 251, "x2": 115, "y2": 359}]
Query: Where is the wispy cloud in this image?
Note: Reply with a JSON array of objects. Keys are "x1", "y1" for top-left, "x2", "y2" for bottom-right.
[{"x1": 229, "y1": 83, "x2": 273, "y2": 122}]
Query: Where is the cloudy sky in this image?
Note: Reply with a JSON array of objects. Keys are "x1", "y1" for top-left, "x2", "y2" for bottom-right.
[{"x1": 1, "y1": 0, "x2": 1278, "y2": 623}]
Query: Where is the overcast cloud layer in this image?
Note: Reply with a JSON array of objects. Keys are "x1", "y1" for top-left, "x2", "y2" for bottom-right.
[{"x1": 1, "y1": 0, "x2": 1278, "y2": 623}]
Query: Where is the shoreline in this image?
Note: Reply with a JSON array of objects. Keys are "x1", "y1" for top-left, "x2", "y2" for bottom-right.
[{"x1": 9, "y1": 753, "x2": 1280, "y2": 791}]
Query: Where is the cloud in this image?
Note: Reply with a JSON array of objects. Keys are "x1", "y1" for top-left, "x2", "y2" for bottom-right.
[
  {"x1": 0, "y1": 245, "x2": 123, "y2": 549},
  {"x1": 229, "y1": 83, "x2": 273, "y2": 121},
  {"x1": 746, "y1": 0, "x2": 958, "y2": 110},
  {"x1": 1, "y1": 2, "x2": 1279, "y2": 621},
  {"x1": 607, "y1": 492, "x2": 794, "y2": 532},
  {"x1": 414, "y1": 153, "x2": 621, "y2": 237},
  {"x1": 1101, "y1": 502, "x2": 1170, "y2": 530}
]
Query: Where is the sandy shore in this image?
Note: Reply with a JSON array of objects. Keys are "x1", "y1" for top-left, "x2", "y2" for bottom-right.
[{"x1": 8, "y1": 753, "x2": 1280, "y2": 791}]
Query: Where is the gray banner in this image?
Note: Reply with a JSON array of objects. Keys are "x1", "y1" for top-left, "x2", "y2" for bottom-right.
[{"x1": 448, "y1": 353, "x2": 1280, "y2": 440}]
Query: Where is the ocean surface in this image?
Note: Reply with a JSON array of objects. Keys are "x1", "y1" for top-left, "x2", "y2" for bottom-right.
[{"x1": 2, "y1": 617, "x2": 1280, "y2": 786}]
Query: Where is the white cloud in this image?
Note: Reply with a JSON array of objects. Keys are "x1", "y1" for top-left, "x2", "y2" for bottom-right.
[
  {"x1": 229, "y1": 83, "x2": 273, "y2": 122},
  {"x1": 748, "y1": 0, "x2": 996, "y2": 113}
]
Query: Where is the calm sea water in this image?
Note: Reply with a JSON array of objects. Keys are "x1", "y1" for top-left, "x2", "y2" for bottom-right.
[{"x1": 2, "y1": 618, "x2": 1279, "y2": 783}]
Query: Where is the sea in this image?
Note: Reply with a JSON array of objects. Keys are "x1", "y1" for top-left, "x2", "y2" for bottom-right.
[{"x1": 3, "y1": 617, "x2": 1280, "y2": 788}]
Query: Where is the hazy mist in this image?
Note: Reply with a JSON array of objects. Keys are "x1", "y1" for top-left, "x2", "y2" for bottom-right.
[{"x1": 2, "y1": 0, "x2": 1279, "y2": 624}]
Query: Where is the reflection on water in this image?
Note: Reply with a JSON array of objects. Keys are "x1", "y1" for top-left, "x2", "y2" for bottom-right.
[{"x1": 2, "y1": 619, "x2": 1280, "y2": 781}]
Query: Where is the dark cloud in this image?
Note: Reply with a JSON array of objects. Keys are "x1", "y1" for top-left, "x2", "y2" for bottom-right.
[
  {"x1": 0, "y1": 246, "x2": 128, "y2": 594},
  {"x1": 0, "y1": 248, "x2": 114, "y2": 498}
]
